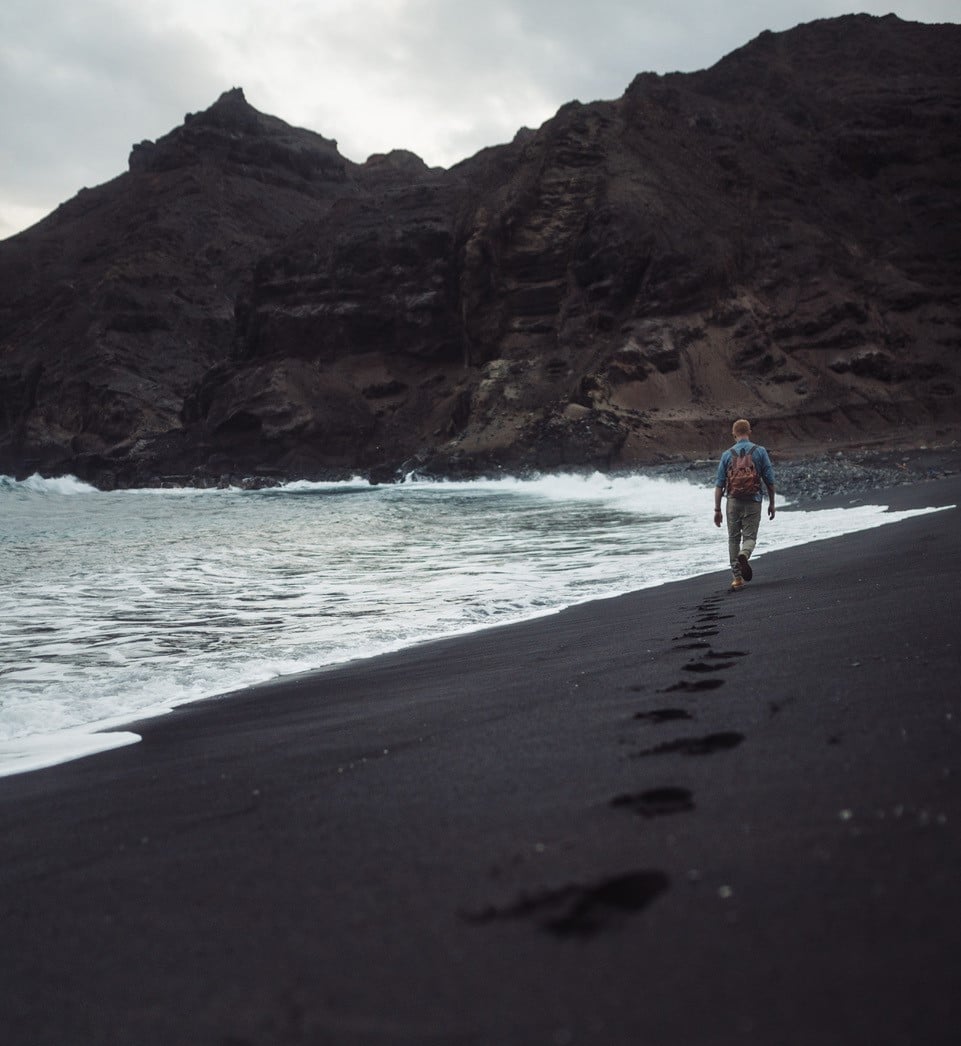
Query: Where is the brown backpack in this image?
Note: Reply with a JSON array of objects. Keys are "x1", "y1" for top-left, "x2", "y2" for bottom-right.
[{"x1": 726, "y1": 445, "x2": 761, "y2": 498}]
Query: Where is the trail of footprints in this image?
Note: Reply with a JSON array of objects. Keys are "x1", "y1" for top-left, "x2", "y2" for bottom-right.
[{"x1": 464, "y1": 591, "x2": 748, "y2": 938}]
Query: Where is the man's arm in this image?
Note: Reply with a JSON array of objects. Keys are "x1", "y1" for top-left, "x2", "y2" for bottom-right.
[
  {"x1": 756, "y1": 447, "x2": 776, "y2": 520},
  {"x1": 714, "y1": 454, "x2": 728, "y2": 527}
]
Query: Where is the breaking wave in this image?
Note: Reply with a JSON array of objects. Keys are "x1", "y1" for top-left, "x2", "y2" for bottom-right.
[{"x1": 0, "y1": 471, "x2": 949, "y2": 777}]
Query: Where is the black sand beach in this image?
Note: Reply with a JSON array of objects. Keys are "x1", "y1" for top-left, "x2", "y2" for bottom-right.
[{"x1": 2, "y1": 474, "x2": 960, "y2": 1046}]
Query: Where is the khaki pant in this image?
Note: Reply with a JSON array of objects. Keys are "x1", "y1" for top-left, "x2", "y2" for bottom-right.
[{"x1": 727, "y1": 498, "x2": 762, "y2": 578}]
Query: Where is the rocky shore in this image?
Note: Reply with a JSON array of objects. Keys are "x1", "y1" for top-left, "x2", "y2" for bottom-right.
[
  {"x1": 99, "y1": 444, "x2": 961, "y2": 516},
  {"x1": 654, "y1": 444, "x2": 961, "y2": 503}
]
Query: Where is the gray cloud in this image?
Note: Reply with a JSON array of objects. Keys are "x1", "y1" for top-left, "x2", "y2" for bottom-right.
[
  {"x1": 1, "y1": 0, "x2": 958, "y2": 239},
  {"x1": 0, "y1": 0, "x2": 222, "y2": 234}
]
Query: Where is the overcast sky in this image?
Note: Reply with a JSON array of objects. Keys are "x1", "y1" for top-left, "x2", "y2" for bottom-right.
[{"x1": 1, "y1": 0, "x2": 957, "y2": 240}]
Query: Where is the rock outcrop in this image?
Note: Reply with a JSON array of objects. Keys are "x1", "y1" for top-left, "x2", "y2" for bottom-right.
[
  {"x1": 0, "y1": 88, "x2": 356, "y2": 483},
  {"x1": 1, "y1": 15, "x2": 959, "y2": 486}
]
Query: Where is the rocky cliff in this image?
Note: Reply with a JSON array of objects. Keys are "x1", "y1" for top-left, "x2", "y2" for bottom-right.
[{"x1": 1, "y1": 13, "x2": 959, "y2": 486}]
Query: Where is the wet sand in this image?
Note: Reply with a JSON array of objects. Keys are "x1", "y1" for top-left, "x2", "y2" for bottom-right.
[{"x1": 2, "y1": 474, "x2": 960, "y2": 1045}]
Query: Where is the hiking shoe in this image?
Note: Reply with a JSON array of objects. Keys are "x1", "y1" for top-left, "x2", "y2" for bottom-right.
[
  {"x1": 737, "y1": 554, "x2": 753, "y2": 582},
  {"x1": 730, "y1": 577, "x2": 744, "y2": 591}
]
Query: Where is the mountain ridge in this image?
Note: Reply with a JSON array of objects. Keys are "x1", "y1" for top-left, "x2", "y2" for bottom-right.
[{"x1": 1, "y1": 13, "x2": 959, "y2": 486}]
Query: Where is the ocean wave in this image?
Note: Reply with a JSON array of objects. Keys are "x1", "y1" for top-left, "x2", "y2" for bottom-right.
[
  {"x1": 0, "y1": 471, "x2": 951, "y2": 777},
  {"x1": 0, "y1": 473, "x2": 99, "y2": 495}
]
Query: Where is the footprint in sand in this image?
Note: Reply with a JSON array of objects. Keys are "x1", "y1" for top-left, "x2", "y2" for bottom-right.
[
  {"x1": 681, "y1": 649, "x2": 748, "y2": 673},
  {"x1": 635, "y1": 732, "x2": 745, "y2": 756},
  {"x1": 634, "y1": 708, "x2": 693, "y2": 723},
  {"x1": 464, "y1": 870, "x2": 670, "y2": 937},
  {"x1": 661, "y1": 678, "x2": 725, "y2": 693},
  {"x1": 683, "y1": 659, "x2": 738, "y2": 673},
  {"x1": 610, "y1": 787, "x2": 695, "y2": 817}
]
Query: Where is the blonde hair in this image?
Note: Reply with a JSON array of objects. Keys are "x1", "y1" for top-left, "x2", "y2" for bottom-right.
[{"x1": 732, "y1": 418, "x2": 752, "y2": 437}]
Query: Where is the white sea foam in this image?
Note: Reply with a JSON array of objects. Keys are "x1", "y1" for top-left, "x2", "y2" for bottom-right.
[
  {"x1": 1, "y1": 472, "x2": 99, "y2": 495},
  {"x1": 0, "y1": 471, "x2": 951, "y2": 777},
  {"x1": 0, "y1": 721, "x2": 141, "y2": 777}
]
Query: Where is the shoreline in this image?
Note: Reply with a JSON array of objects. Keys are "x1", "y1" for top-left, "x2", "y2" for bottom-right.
[
  {"x1": 1, "y1": 472, "x2": 960, "y2": 1044},
  {"x1": 5, "y1": 440, "x2": 959, "y2": 494},
  {"x1": 1, "y1": 464, "x2": 956, "y2": 780}
]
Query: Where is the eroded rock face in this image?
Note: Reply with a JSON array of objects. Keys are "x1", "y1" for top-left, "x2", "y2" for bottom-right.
[
  {"x1": 0, "y1": 88, "x2": 357, "y2": 483},
  {"x1": 1, "y1": 16, "x2": 959, "y2": 486}
]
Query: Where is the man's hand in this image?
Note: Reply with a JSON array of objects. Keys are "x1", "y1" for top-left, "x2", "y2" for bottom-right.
[
  {"x1": 714, "y1": 509, "x2": 723, "y2": 528},
  {"x1": 768, "y1": 502, "x2": 776, "y2": 520}
]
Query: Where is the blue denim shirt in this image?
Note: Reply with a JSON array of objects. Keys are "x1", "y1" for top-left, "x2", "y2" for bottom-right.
[{"x1": 715, "y1": 439, "x2": 776, "y2": 502}]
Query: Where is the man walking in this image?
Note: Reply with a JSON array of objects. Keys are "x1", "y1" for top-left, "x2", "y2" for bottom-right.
[{"x1": 714, "y1": 419, "x2": 776, "y2": 591}]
